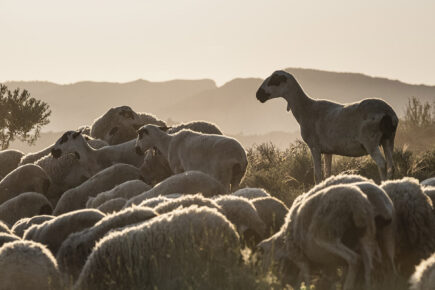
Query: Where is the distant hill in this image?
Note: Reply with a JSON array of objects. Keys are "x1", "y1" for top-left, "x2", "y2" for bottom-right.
[{"x1": 5, "y1": 68, "x2": 435, "y2": 135}]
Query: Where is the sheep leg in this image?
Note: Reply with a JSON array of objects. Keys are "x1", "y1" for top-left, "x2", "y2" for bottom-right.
[
  {"x1": 359, "y1": 234, "x2": 374, "y2": 289},
  {"x1": 365, "y1": 146, "x2": 386, "y2": 181},
  {"x1": 314, "y1": 238, "x2": 360, "y2": 290},
  {"x1": 381, "y1": 138, "x2": 394, "y2": 179},
  {"x1": 309, "y1": 147, "x2": 323, "y2": 183},
  {"x1": 324, "y1": 154, "x2": 332, "y2": 178}
]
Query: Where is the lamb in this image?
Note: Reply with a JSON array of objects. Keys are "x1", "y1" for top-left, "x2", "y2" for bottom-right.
[
  {"x1": 125, "y1": 171, "x2": 226, "y2": 207},
  {"x1": 252, "y1": 196, "x2": 289, "y2": 236},
  {"x1": 54, "y1": 163, "x2": 143, "y2": 215},
  {"x1": 381, "y1": 177, "x2": 435, "y2": 277},
  {"x1": 19, "y1": 133, "x2": 107, "y2": 165},
  {"x1": 232, "y1": 187, "x2": 272, "y2": 200},
  {"x1": 422, "y1": 177, "x2": 435, "y2": 187},
  {"x1": 153, "y1": 194, "x2": 221, "y2": 215},
  {"x1": 138, "y1": 196, "x2": 170, "y2": 208},
  {"x1": 0, "y1": 232, "x2": 20, "y2": 247},
  {"x1": 257, "y1": 185, "x2": 376, "y2": 290},
  {"x1": 56, "y1": 206, "x2": 157, "y2": 282},
  {"x1": 0, "y1": 164, "x2": 51, "y2": 205},
  {"x1": 86, "y1": 179, "x2": 151, "y2": 209},
  {"x1": 0, "y1": 149, "x2": 24, "y2": 178},
  {"x1": 11, "y1": 215, "x2": 54, "y2": 237},
  {"x1": 51, "y1": 131, "x2": 145, "y2": 177},
  {"x1": 140, "y1": 120, "x2": 223, "y2": 185},
  {"x1": 0, "y1": 192, "x2": 52, "y2": 226},
  {"x1": 23, "y1": 209, "x2": 105, "y2": 255},
  {"x1": 90, "y1": 106, "x2": 166, "y2": 145},
  {"x1": 135, "y1": 124, "x2": 248, "y2": 192},
  {"x1": 75, "y1": 206, "x2": 241, "y2": 290},
  {"x1": 96, "y1": 198, "x2": 127, "y2": 214},
  {"x1": 410, "y1": 252, "x2": 435, "y2": 290},
  {"x1": 256, "y1": 70, "x2": 398, "y2": 182},
  {"x1": 0, "y1": 240, "x2": 63, "y2": 290}
]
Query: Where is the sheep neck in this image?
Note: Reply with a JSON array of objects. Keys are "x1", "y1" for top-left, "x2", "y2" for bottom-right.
[
  {"x1": 78, "y1": 141, "x2": 101, "y2": 175},
  {"x1": 282, "y1": 83, "x2": 315, "y2": 125},
  {"x1": 152, "y1": 133, "x2": 171, "y2": 160}
]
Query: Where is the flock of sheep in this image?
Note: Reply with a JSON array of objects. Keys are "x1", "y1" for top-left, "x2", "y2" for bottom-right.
[{"x1": 0, "y1": 71, "x2": 435, "y2": 290}]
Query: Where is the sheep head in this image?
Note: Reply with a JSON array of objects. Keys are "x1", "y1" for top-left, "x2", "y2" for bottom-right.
[{"x1": 51, "y1": 130, "x2": 86, "y2": 160}]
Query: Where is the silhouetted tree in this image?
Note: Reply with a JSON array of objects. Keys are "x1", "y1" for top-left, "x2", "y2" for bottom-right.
[
  {"x1": 0, "y1": 84, "x2": 51, "y2": 150},
  {"x1": 404, "y1": 97, "x2": 433, "y2": 129}
]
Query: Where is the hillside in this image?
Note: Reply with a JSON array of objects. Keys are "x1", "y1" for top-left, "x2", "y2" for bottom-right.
[{"x1": 5, "y1": 67, "x2": 435, "y2": 135}]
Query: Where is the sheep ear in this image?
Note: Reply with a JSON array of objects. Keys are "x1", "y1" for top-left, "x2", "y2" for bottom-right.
[
  {"x1": 72, "y1": 131, "x2": 81, "y2": 139},
  {"x1": 158, "y1": 126, "x2": 170, "y2": 132}
]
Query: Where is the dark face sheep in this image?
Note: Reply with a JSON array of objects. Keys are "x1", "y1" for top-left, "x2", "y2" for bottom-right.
[
  {"x1": 51, "y1": 130, "x2": 85, "y2": 160},
  {"x1": 135, "y1": 125, "x2": 169, "y2": 154},
  {"x1": 256, "y1": 70, "x2": 296, "y2": 110}
]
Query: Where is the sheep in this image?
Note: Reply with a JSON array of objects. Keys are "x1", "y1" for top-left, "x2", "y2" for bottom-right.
[
  {"x1": 75, "y1": 206, "x2": 241, "y2": 290},
  {"x1": 381, "y1": 177, "x2": 435, "y2": 277},
  {"x1": 0, "y1": 240, "x2": 63, "y2": 290},
  {"x1": 153, "y1": 194, "x2": 221, "y2": 215},
  {"x1": 298, "y1": 174, "x2": 396, "y2": 275},
  {"x1": 424, "y1": 186, "x2": 435, "y2": 206},
  {"x1": 0, "y1": 232, "x2": 20, "y2": 247},
  {"x1": 0, "y1": 192, "x2": 52, "y2": 227},
  {"x1": 252, "y1": 196, "x2": 289, "y2": 236},
  {"x1": 0, "y1": 220, "x2": 10, "y2": 234},
  {"x1": 0, "y1": 149, "x2": 24, "y2": 178},
  {"x1": 136, "y1": 124, "x2": 248, "y2": 192},
  {"x1": 23, "y1": 208, "x2": 105, "y2": 255},
  {"x1": 96, "y1": 198, "x2": 127, "y2": 214},
  {"x1": 56, "y1": 206, "x2": 157, "y2": 283},
  {"x1": 410, "y1": 252, "x2": 435, "y2": 290},
  {"x1": 422, "y1": 177, "x2": 435, "y2": 187},
  {"x1": 86, "y1": 179, "x2": 151, "y2": 209},
  {"x1": 0, "y1": 164, "x2": 51, "y2": 205},
  {"x1": 51, "y1": 131, "x2": 145, "y2": 176},
  {"x1": 232, "y1": 187, "x2": 272, "y2": 200},
  {"x1": 257, "y1": 185, "x2": 376, "y2": 290},
  {"x1": 138, "y1": 196, "x2": 170, "y2": 208},
  {"x1": 256, "y1": 70, "x2": 398, "y2": 182},
  {"x1": 19, "y1": 133, "x2": 107, "y2": 165},
  {"x1": 12, "y1": 215, "x2": 54, "y2": 238},
  {"x1": 214, "y1": 195, "x2": 267, "y2": 248},
  {"x1": 90, "y1": 106, "x2": 166, "y2": 145},
  {"x1": 54, "y1": 163, "x2": 143, "y2": 215},
  {"x1": 125, "y1": 171, "x2": 226, "y2": 207},
  {"x1": 140, "y1": 120, "x2": 223, "y2": 185}
]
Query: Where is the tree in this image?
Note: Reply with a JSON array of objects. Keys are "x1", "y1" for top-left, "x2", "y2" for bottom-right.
[
  {"x1": 404, "y1": 96, "x2": 433, "y2": 129},
  {"x1": 0, "y1": 84, "x2": 51, "y2": 150}
]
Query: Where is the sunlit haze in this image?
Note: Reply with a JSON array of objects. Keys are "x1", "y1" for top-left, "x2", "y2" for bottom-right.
[{"x1": 1, "y1": 0, "x2": 434, "y2": 85}]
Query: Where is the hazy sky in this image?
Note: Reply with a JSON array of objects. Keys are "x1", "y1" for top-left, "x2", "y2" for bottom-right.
[{"x1": 1, "y1": 0, "x2": 434, "y2": 86}]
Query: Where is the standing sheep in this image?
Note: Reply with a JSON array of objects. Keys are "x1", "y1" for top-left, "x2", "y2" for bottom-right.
[
  {"x1": 23, "y1": 208, "x2": 105, "y2": 255},
  {"x1": 256, "y1": 70, "x2": 398, "y2": 182},
  {"x1": 0, "y1": 240, "x2": 63, "y2": 290},
  {"x1": 257, "y1": 185, "x2": 376, "y2": 290},
  {"x1": 56, "y1": 206, "x2": 157, "y2": 282},
  {"x1": 0, "y1": 164, "x2": 51, "y2": 205},
  {"x1": 90, "y1": 106, "x2": 166, "y2": 145},
  {"x1": 381, "y1": 177, "x2": 435, "y2": 277},
  {"x1": 51, "y1": 131, "x2": 145, "y2": 176},
  {"x1": 410, "y1": 252, "x2": 435, "y2": 290},
  {"x1": 136, "y1": 125, "x2": 248, "y2": 192},
  {"x1": 11, "y1": 215, "x2": 54, "y2": 238},
  {"x1": 252, "y1": 196, "x2": 288, "y2": 237},
  {"x1": 214, "y1": 195, "x2": 267, "y2": 248},
  {"x1": 0, "y1": 149, "x2": 24, "y2": 178},
  {"x1": 86, "y1": 179, "x2": 151, "y2": 209},
  {"x1": 125, "y1": 171, "x2": 226, "y2": 207},
  {"x1": 140, "y1": 120, "x2": 223, "y2": 185},
  {"x1": 54, "y1": 163, "x2": 143, "y2": 215},
  {"x1": 75, "y1": 206, "x2": 241, "y2": 290},
  {"x1": 0, "y1": 192, "x2": 52, "y2": 227}
]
